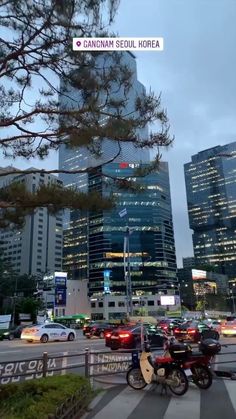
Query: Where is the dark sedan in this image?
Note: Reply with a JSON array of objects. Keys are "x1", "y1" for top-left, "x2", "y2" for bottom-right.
[
  {"x1": 84, "y1": 322, "x2": 118, "y2": 339},
  {"x1": 0, "y1": 324, "x2": 33, "y2": 340},
  {"x1": 174, "y1": 321, "x2": 219, "y2": 343},
  {"x1": 106, "y1": 325, "x2": 168, "y2": 350}
]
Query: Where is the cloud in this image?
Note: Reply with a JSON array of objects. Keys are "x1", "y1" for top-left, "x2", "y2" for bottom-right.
[{"x1": 112, "y1": 0, "x2": 236, "y2": 266}]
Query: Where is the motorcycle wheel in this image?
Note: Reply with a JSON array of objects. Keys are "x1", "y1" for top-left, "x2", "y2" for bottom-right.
[
  {"x1": 191, "y1": 365, "x2": 212, "y2": 389},
  {"x1": 126, "y1": 367, "x2": 147, "y2": 390},
  {"x1": 168, "y1": 367, "x2": 189, "y2": 396}
]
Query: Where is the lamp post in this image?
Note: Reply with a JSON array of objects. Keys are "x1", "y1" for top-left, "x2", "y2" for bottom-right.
[
  {"x1": 123, "y1": 225, "x2": 133, "y2": 317},
  {"x1": 230, "y1": 289, "x2": 236, "y2": 313}
]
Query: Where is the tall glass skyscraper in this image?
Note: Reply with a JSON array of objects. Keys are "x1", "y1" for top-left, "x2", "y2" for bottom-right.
[
  {"x1": 60, "y1": 52, "x2": 177, "y2": 297},
  {"x1": 184, "y1": 142, "x2": 236, "y2": 279}
]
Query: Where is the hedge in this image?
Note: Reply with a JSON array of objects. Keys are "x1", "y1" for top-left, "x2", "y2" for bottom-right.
[{"x1": 0, "y1": 374, "x2": 94, "y2": 419}]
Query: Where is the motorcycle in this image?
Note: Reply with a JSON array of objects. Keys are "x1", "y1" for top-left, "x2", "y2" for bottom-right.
[
  {"x1": 163, "y1": 337, "x2": 221, "y2": 390},
  {"x1": 126, "y1": 345, "x2": 189, "y2": 396}
]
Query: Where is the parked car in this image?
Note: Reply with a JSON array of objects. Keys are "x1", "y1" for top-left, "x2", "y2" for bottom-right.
[
  {"x1": 106, "y1": 325, "x2": 168, "y2": 350},
  {"x1": 221, "y1": 320, "x2": 236, "y2": 337},
  {"x1": 21, "y1": 323, "x2": 76, "y2": 343},
  {"x1": 174, "y1": 321, "x2": 219, "y2": 343}
]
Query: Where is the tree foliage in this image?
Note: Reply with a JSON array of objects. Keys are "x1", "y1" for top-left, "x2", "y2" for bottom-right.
[{"x1": 0, "y1": 0, "x2": 173, "y2": 227}]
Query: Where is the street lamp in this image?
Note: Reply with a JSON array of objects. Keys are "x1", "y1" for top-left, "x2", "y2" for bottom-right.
[{"x1": 230, "y1": 289, "x2": 236, "y2": 313}]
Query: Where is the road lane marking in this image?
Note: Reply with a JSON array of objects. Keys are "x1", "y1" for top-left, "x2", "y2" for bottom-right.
[
  {"x1": 91, "y1": 385, "x2": 150, "y2": 419},
  {"x1": 224, "y1": 380, "x2": 236, "y2": 411},
  {"x1": 163, "y1": 385, "x2": 201, "y2": 419}
]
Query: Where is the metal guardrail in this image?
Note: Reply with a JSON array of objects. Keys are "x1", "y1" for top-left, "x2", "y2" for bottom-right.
[{"x1": 1, "y1": 343, "x2": 236, "y2": 385}]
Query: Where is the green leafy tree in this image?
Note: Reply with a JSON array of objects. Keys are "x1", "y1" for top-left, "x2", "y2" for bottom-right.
[{"x1": 0, "y1": 0, "x2": 173, "y2": 227}]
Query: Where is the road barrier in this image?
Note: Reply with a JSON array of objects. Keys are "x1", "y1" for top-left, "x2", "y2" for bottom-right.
[{"x1": 1, "y1": 344, "x2": 236, "y2": 385}]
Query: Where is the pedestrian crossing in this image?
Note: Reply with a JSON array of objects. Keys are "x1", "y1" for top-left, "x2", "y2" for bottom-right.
[{"x1": 84, "y1": 379, "x2": 236, "y2": 419}]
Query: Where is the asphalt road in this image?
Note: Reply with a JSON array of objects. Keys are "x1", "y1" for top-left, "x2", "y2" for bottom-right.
[
  {"x1": 0, "y1": 332, "x2": 236, "y2": 366},
  {"x1": 0, "y1": 330, "x2": 106, "y2": 362}
]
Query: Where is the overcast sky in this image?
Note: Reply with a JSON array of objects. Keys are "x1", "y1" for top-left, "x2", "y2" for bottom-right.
[
  {"x1": 112, "y1": 0, "x2": 236, "y2": 266},
  {"x1": 1, "y1": 0, "x2": 236, "y2": 267}
]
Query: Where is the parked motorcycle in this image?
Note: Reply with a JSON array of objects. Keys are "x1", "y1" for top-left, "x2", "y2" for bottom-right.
[
  {"x1": 126, "y1": 345, "x2": 189, "y2": 396},
  {"x1": 164, "y1": 337, "x2": 221, "y2": 390}
]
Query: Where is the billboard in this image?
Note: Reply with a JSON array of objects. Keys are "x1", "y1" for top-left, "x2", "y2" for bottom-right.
[
  {"x1": 54, "y1": 272, "x2": 67, "y2": 307},
  {"x1": 160, "y1": 295, "x2": 175, "y2": 306},
  {"x1": 103, "y1": 270, "x2": 111, "y2": 294},
  {"x1": 0, "y1": 315, "x2": 11, "y2": 330},
  {"x1": 55, "y1": 288, "x2": 67, "y2": 306},
  {"x1": 193, "y1": 281, "x2": 217, "y2": 295},
  {"x1": 192, "y1": 269, "x2": 207, "y2": 280}
]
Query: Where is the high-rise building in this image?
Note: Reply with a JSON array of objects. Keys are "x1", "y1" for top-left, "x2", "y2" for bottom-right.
[
  {"x1": 182, "y1": 257, "x2": 195, "y2": 268},
  {"x1": 60, "y1": 52, "x2": 177, "y2": 301},
  {"x1": 184, "y1": 142, "x2": 236, "y2": 279},
  {"x1": 63, "y1": 162, "x2": 177, "y2": 296},
  {"x1": 0, "y1": 168, "x2": 63, "y2": 276}
]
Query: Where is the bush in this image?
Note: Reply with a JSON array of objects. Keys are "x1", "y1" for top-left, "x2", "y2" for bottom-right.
[{"x1": 0, "y1": 374, "x2": 93, "y2": 419}]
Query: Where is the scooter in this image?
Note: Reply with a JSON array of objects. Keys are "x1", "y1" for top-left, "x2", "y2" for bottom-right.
[{"x1": 126, "y1": 344, "x2": 189, "y2": 396}]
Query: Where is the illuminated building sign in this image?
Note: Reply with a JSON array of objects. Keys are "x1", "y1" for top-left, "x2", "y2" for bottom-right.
[
  {"x1": 192, "y1": 269, "x2": 207, "y2": 280},
  {"x1": 193, "y1": 281, "x2": 217, "y2": 295},
  {"x1": 119, "y1": 162, "x2": 140, "y2": 169},
  {"x1": 160, "y1": 295, "x2": 175, "y2": 306},
  {"x1": 104, "y1": 270, "x2": 111, "y2": 294}
]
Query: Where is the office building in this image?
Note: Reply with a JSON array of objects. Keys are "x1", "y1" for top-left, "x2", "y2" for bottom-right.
[
  {"x1": 184, "y1": 142, "x2": 236, "y2": 279},
  {"x1": 182, "y1": 257, "x2": 195, "y2": 268},
  {"x1": 0, "y1": 168, "x2": 63, "y2": 276},
  {"x1": 60, "y1": 52, "x2": 178, "y2": 309}
]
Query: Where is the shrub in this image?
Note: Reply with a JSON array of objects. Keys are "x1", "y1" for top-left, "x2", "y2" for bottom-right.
[{"x1": 0, "y1": 374, "x2": 93, "y2": 419}]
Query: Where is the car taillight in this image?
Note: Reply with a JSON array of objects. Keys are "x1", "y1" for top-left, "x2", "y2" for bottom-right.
[
  {"x1": 119, "y1": 333, "x2": 130, "y2": 338},
  {"x1": 28, "y1": 328, "x2": 39, "y2": 333},
  {"x1": 174, "y1": 328, "x2": 180, "y2": 333},
  {"x1": 91, "y1": 327, "x2": 96, "y2": 331},
  {"x1": 163, "y1": 326, "x2": 168, "y2": 330},
  {"x1": 222, "y1": 326, "x2": 225, "y2": 329},
  {"x1": 188, "y1": 329, "x2": 196, "y2": 334},
  {"x1": 233, "y1": 327, "x2": 236, "y2": 330},
  {"x1": 105, "y1": 333, "x2": 111, "y2": 338}
]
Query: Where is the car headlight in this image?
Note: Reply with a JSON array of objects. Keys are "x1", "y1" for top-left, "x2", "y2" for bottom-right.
[{"x1": 3, "y1": 332, "x2": 9, "y2": 336}]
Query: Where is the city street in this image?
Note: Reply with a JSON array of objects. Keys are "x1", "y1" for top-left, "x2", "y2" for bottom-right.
[
  {"x1": 0, "y1": 330, "x2": 105, "y2": 362},
  {"x1": 1, "y1": 333, "x2": 236, "y2": 418},
  {"x1": 0, "y1": 333, "x2": 235, "y2": 364}
]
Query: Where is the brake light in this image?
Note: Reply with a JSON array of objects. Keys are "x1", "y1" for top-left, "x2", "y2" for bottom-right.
[
  {"x1": 119, "y1": 333, "x2": 130, "y2": 338},
  {"x1": 105, "y1": 333, "x2": 111, "y2": 338},
  {"x1": 174, "y1": 328, "x2": 180, "y2": 333},
  {"x1": 188, "y1": 329, "x2": 196, "y2": 334},
  {"x1": 222, "y1": 326, "x2": 225, "y2": 329},
  {"x1": 163, "y1": 326, "x2": 168, "y2": 330},
  {"x1": 28, "y1": 328, "x2": 39, "y2": 333}
]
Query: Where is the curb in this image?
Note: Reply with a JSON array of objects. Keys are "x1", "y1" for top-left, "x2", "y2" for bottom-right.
[
  {"x1": 93, "y1": 373, "x2": 127, "y2": 385},
  {"x1": 81, "y1": 391, "x2": 106, "y2": 419}
]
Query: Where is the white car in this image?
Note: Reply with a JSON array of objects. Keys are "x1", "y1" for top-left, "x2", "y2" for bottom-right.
[{"x1": 21, "y1": 323, "x2": 76, "y2": 343}]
